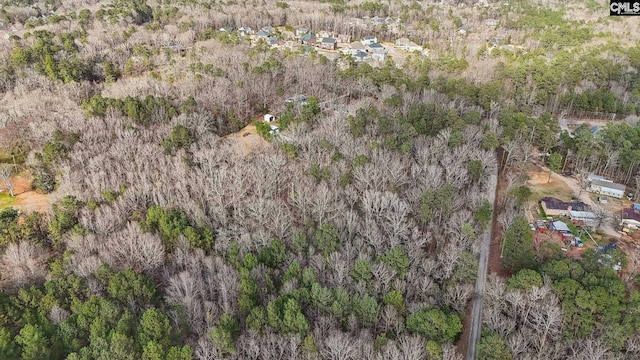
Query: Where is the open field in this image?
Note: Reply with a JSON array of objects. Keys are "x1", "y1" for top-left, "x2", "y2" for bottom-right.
[
  {"x1": 222, "y1": 123, "x2": 270, "y2": 157},
  {"x1": 527, "y1": 168, "x2": 575, "y2": 202},
  {"x1": 1, "y1": 171, "x2": 51, "y2": 213}
]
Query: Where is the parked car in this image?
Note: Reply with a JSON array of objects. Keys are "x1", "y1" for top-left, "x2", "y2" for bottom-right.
[{"x1": 529, "y1": 223, "x2": 536, "y2": 231}]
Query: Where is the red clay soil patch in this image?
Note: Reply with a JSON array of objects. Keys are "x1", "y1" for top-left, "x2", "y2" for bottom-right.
[
  {"x1": 488, "y1": 150, "x2": 510, "y2": 278},
  {"x1": 456, "y1": 298, "x2": 473, "y2": 357},
  {"x1": 223, "y1": 123, "x2": 270, "y2": 157},
  {"x1": 7, "y1": 171, "x2": 51, "y2": 213}
]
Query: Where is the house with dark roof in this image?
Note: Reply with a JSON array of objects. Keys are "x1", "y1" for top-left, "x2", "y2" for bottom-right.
[
  {"x1": 621, "y1": 207, "x2": 640, "y2": 230},
  {"x1": 541, "y1": 197, "x2": 591, "y2": 217},
  {"x1": 352, "y1": 51, "x2": 370, "y2": 62},
  {"x1": 366, "y1": 42, "x2": 384, "y2": 52},
  {"x1": 319, "y1": 37, "x2": 337, "y2": 50},
  {"x1": 569, "y1": 200, "x2": 590, "y2": 212},
  {"x1": 541, "y1": 197, "x2": 570, "y2": 216},
  {"x1": 301, "y1": 33, "x2": 317, "y2": 45}
]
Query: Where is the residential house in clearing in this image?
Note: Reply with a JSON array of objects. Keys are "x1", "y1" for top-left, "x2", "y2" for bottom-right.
[
  {"x1": 296, "y1": 28, "x2": 309, "y2": 37},
  {"x1": 361, "y1": 35, "x2": 377, "y2": 46},
  {"x1": 268, "y1": 37, "x2": 285, "y2": 48},
  {"x1": 541, "y1": 197, "x2": 591, "y2": 217},
  {"x1": 285, "y1": 94, "x2": 308, "y2": 106},
  {"x1": 301, "y1": 33, "x2": 317, "y2": 45},
  {"x1": 372, "y1": 16, "x2": 385, "y2": 26},
  {"x1": 622, "y1": 207, "x2": 640, "y2": 230},
  {"x1": 587, "y1": 174, "x2": 626, "y2": 199},
  {"x1": 256, "y1": 30, "x2": 270, "y2": 39},
  {"x1": 569, "y1": 210, "x2": 598, "y2": 228},
  {"x1": 352, "y1": 51, "x2": 371, "y2": 62},
  {"x1": 366, "y1": 42, "x2": 384, "y2": 52},
  {"x1": 540, "y1": 197, "x2": 571, "y2": 216},
  {"x1": 319, "y1": 37, "x2": 337, "y2": 50},
  {"x1": 238, "y1": 26, "x2": 254, "y2": 36},
  {"x1": 396, "y1": 37, "x2": 423, "y2": 52},
  {"x1": 551, "y1": 221, "x2": 574, "y2": 240}
]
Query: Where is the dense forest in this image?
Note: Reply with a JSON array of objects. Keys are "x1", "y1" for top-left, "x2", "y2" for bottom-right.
[{"x1": 0, "y1": 0, "x2": 640, "y2": 359}]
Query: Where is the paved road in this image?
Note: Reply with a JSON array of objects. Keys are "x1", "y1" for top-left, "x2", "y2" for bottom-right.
[
  {"x1": 466, "y1": 230, "x2": 492, "y2": 360},
  {"x1": 466, "y1": 176, "x2": 498, "y2": 360}
]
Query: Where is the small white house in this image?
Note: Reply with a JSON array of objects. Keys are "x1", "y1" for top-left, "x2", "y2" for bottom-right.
[
  {"x1": 264, "y1": 114, "x2": 275, "y2": 122},
  {"x1": 361, "y1": 35, "x2": 377, "y2": 46},
  {"x1": 269, "y1": 124, "x2": 280, "y2": 135}
]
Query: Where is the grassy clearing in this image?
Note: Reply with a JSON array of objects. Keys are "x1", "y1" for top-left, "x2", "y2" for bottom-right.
[
  {"x1": 530, "y1": 181, "x2": 575, "y2": 202},
  {"x1": 0, "y1": 194, "x2": 17, "y2": 209},
  {"x1": 0, "y1": 151, "x2": 25, "y2": 164}
]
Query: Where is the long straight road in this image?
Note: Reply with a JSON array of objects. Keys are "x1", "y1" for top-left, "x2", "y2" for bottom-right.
[
  {"x1": 466, "y1": 230, "x2": 491, "y2": 360},
  {"x1": 466, "y1": 172, "x2": 499, "y2": 360}
]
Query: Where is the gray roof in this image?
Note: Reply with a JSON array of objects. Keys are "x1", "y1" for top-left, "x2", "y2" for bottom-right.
[
  {"x1": 551, "y1": 221, "x2": 571, "y2": 233},
  {"x1": 353, "y1": 51, "x2": 368, "y2": 58},
  {"x1": 322, "y1": 37, "x2": 337, "y2": 43},
  {"x1": 570, "y1": 210, "x2": 597, "y2": 219},
  {"x1": 301, "y1": 33, "x2": 315, "y2": 41},
  {"x1": 592, "y1": 178, "x2": 626, "y2": 192}
]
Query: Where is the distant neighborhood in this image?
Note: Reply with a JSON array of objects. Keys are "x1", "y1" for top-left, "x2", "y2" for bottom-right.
[{"x1": 215, "y1": 16, "x2": 434, "y2": 66}]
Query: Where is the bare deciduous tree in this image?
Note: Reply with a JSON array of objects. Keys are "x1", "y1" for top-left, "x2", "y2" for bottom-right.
[
  {"x1": 0, "y1": 165, "x2": 15, "y2": 197},
  {"x1": 1, "y1": 241, "x2": 49, "y2": 289}
]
